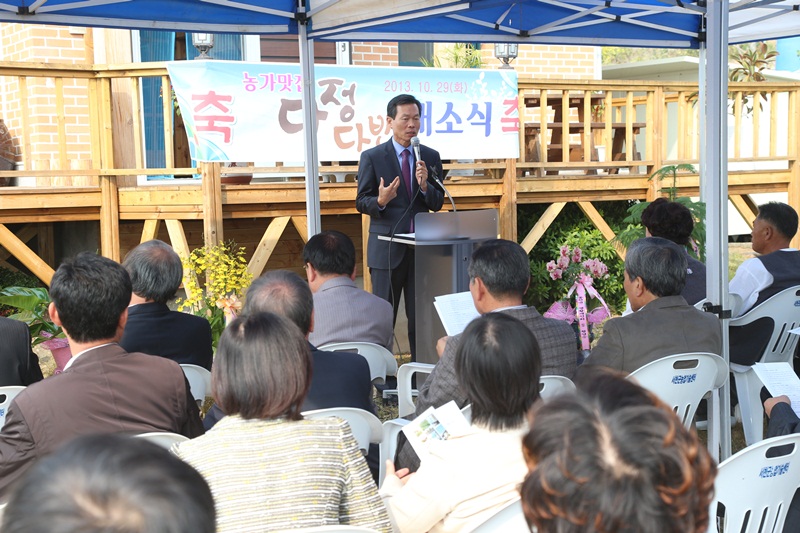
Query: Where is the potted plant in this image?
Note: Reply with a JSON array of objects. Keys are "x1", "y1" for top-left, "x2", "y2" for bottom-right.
[
  {"x1": 0, "y1": 286, "x2": 72, "y2": 371},
  {"x1": 178, "y1": 241, "x2": 253, "y2": 350}
]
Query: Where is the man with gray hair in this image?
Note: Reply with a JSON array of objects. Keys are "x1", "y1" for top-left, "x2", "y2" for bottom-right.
[
  {"x1": 120, "y1": 240, "x2": 213, "y2": 370},
  {"x1": 585, "y1": 237, "x2": 722, "y2": 373},
  {"x1": 395, "y1": 239, "x2": 577, "y2": 471}
]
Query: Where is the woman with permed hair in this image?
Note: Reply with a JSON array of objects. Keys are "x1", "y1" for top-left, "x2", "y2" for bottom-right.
[{"x1": 520, "y1": 367, "x2": 716, "y2": 533}]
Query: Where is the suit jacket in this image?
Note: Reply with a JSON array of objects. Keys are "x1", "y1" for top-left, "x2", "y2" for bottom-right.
[
  {"x1": 355, "y1": 139, "x2": 444, "y2": 269},
  {"x1": 308, "y1": 277, "x2": 394, "y2": 351},
  {"x1": 395, "y1": 306, "x2": 577, "y2": 471},
  {"x1": 0, "y1": 317, "x2": 43, "y2": 387},
  {"x1": 0, "y1": 343, "x2": 204, "y2": 497},
  {"x1": 585, "y1": 295, "x2": 722, "y2": 373},
  {"x1": 120, "y1": 302, "x2": 213, "y2": 370}
]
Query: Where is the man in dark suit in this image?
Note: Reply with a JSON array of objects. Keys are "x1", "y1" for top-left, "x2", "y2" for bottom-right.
[
  {"x1": 585, "y1": 237, "x2": 722, "y2": 373},
  {"x1": 0, "y1": 253, "x2": 204, "y2": 498},
  {"x1": 120, "y1": 240, "x2": 213, "y2": 370},
  {"x1": 395, "y1": 239, "x2": 578, "y2": 471},
  {"x1": 355, "y1": 94, "x2": 444, "y2": 360},
  {"x1": 0, "y1": 316, "x2": 43, "y2": 387}
]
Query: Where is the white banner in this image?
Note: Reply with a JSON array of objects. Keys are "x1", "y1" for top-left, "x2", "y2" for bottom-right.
[{"x1": 166, "y1": 61, "x2": 519, "y2": 163}]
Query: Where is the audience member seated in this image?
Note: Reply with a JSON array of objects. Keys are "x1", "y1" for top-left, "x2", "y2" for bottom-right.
[
  {"x1": 2, "y1": 434, "x2": 215, "y2": 533},
  {"x1": 174, "y1": 312, "x2": 391, "y2": 533},
  {"x1": 763, "y1": 394, "x2": 800, "y2": 532},
  {"x1": 0, "y1": 253, "x2": 204, "y2": 498},
  {"x1": 585, "y1": 237, "x2": 721, "y2": 373},
  {"x1": 521, "y1": 366, "x2": 716, "y2": 533},
  {"x1": 381, "y1": 313, "x2": 541, "y2": 532},
  {"x1": 120, "y1": 240, "x2": 213, "y2": 370},
  {"x1": 304, "y1": 230, "x2": 394, "y2": 351},
  {"x1": 729, "y1": 202, "x2": 800, "y2": 366},
  {"x1": 0, "y1": 316, "x2": 43, "y2": 386},
  {"x1": 395, "y1": 239, "x2": 577, "y2": 471},
  {"x1": 623, "y1": 198, "x2": 706, "y2": 313}
]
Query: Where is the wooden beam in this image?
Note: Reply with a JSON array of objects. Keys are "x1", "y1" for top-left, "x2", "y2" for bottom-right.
[
  {"x1": 729, "y1": 194, "x2": 758, "y2": 230},
  {"x1": 99, "y1": 77, "x2": 120, "y2": 261},
  {"x1": 200, "y1": 162, "x2": 223, "y2": 246},
  {"x1": 291, "y1": 216, "x2": 308, "y2": 243},
  {"x1": 577, "y1": 201, "x2": 626, "y2": 260},
  {"x1": 37, "y1": 223, "x2": 54, "y2": 267},
  {"x1": 0, "y1": 224, "x2": 55, "y2": 285},
  {"x1": 165, "y1": 219, "x2": 190, "y2": 259},
  {"x1": 0, "y1": 224, "x2": 37, "y2": 263},
  {"x1": 140, "y1": 219, "x2": 161, "y2": 242},
  {"x1": 248, "y1": 216, "x2": 291, "y2": 278},
  {"x1": 520, "y1": 202, "x2": 566, "y2": 253}
]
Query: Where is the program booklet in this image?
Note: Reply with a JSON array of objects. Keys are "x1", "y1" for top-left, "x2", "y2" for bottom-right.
[
  {"x1": 401, "y1": 400, "x2": 472, "y2": 462},
  {"x1": 753, "y1": 362, "x2": 800, "y2": 418},
  {"x1": 433, "y1": 292, "x2": 480, "y2": 336}
]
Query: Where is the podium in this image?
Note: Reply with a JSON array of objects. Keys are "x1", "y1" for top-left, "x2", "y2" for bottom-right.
[{"x1": 382, "y1": 209, "x2": 498, "y2": 364}]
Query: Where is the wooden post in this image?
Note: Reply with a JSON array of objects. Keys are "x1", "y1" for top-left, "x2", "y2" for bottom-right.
[
  {"x1": 98, "y1": 77, "x2": 120, "y2": 261},
  {"x1": 362, "y1": 213, "x2": 371, "y2": 292},
  {"x1": 499, "y1": 157, "x2": 517, "y2": 240},
  {"x1": 200, "y1": 161, "x2": 223, "y2": 246}
]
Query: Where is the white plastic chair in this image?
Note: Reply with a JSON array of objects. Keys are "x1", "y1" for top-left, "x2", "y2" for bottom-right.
[
  {"x1": 469, "y1": 499, "x2": 530, "y2": 533},
  {"x1": 302, "y1": 407, "x2": 382, "y2": 455},
  {"x1": 318, "y1": 341, "x2": 398, "y2": 385},
  {"x1": 134, "y1": 431, "x2": 190, "y2": 449},
  {"x1": 0, "y1": 385, "x2": 25, "y2": 428},
  {"x1": 397, "y1": 362, "x2": 435, "y2": 418},
  {"x1": 179, "y1": 364, "x2": 212, "y2": 407},
  {"x1": 710, "y1": 433, "x2": 800, "y2": 532},
  {"x1": 628, "y1": 352, "x2": 727, "y2": 428},
  {"x1": 538, "y1": 375, "x2": 576, "y2": 401},
  {"x1": 729, "y1": 286, "x2": 800, "y2": 445}
]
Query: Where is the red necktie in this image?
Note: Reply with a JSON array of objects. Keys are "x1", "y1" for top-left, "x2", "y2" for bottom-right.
[{"x1": 401, "y1": 149, "x2": 413, "y2": 197}]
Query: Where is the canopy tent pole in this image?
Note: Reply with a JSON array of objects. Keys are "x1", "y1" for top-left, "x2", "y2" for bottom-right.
[
  {"x1": 298, "y1": 4, "x2": 322, "y2": 238},
  {"x1": 701, "y1": 0, "x2": 732, "y2": 461}
]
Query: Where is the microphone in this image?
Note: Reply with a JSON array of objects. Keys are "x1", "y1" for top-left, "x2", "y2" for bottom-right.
[{"x1": 411, "y1": 136, "x2": 422, "y2": 165}]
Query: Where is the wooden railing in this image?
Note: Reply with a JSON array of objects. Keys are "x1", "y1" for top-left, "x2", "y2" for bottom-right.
[{"x1": 0, "y1": 61, "x2": 798, "y2": 285}]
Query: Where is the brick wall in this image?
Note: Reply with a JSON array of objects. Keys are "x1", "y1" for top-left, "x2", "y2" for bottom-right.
[
  {"x1": 351, "y1": 42, "x2": 398, "y2": 66},
  {"x1": 0, "y1": 23, "x2": 93, "y2": 169}
]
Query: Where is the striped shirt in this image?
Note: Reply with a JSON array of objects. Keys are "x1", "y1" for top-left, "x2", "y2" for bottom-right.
[{"x1": 174, "y1": 415, "x2": 391, "y2": 532}]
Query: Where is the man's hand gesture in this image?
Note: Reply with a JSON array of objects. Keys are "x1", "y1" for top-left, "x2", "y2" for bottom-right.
[{"x1": 377, "y1": 176, "x2": 401, "y2": 208}]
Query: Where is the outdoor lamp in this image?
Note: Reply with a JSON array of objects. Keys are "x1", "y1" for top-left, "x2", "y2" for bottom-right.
[
  {"x1": 192, "y1": 33, "x2": 215, "y2": 60},
  {"x1": 494, "y1": 43, "x2": 518, "y2": 69}
]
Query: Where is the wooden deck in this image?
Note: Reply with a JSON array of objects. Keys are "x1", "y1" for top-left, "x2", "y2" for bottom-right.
[{"x1": 0, "y1": 61, "x2": 797, "y2": 286}]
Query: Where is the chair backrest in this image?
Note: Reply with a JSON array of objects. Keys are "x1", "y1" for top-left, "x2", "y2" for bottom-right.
[
  {"x1": 134, "y1": 431, "x2": 190, "y2": 449},
  {"x1": 318, "y1": 341, "x2": 398, "y2": 384},
  {"x1": 274, "y1": 526, "x2": 380, "y2": 532},
  {"x1": 538, "y1": 375, "x2": 576, "y2": 401},
  {"x1": 0, "y1": 385, "x2": 25, "y2": 428},
  {"x1": 710, "y1": 433, "x2": 800, "y2": 532},
  {"x1": 397, "y1": 362, "x2": 435, "y2": 418},
  {"x1": 179, "y1": 364, "x2": 212, "y2": 406},
  {"x1": 302, "y1": 407, "x2": 382, "y2": 454},
  {"x1": 469, "y1": 499, "x2": 529, "y2": 533},
  {"x1": 628, "y1": 352, "x2": 727, "y2": 428},
  {"x1": 729, "y1": 285, "x2": 800, "y2": 364}
]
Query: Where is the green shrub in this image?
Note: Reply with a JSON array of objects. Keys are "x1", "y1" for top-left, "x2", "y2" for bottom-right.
[
  {"x1": 0, "y1": 267, "x2": 43, "y2": 317},
  {"x1": 519, "y1": 202, "x2": 630, "y2": 314}
]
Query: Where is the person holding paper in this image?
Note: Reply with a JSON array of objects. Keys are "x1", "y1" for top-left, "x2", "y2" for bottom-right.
[
  {"x1": 764, "y1": 394, "x2": 800, "y2": 532},
  {"x1": 381, "y1": 313, "x2": 540, "y2": 533},
  {"x1": 395, "y1": 238, "x2": 577, "y2": 471},
  {"x1": 355, "y1": 94, "x2": 444, "y2": 361}
]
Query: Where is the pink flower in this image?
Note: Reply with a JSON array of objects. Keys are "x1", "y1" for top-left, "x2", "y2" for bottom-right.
[
  {"x1": 560, "y1": 245, "x2": 570, "y2": 258},
  {"x1": 550, "y1": 269, "x2": 563, "y2": 280},
  {"x1": 572, "y1": 247, "x2": 582, "y2": 263},
  {"x1": 557, "y1": 255, "x2": 570, "y2": 269},
  {"x1": 546, "y1": 260, "x2": 557, "y2": 272}
]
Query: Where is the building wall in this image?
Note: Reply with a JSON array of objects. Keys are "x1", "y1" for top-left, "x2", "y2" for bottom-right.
[{"x1": 0, "y1": 24, "x2": 93, "y2": 169}]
